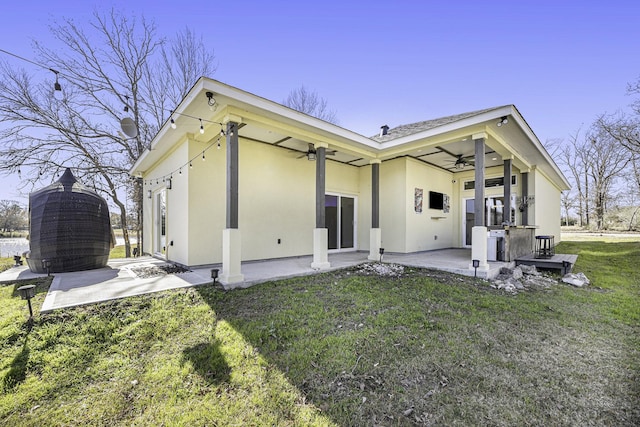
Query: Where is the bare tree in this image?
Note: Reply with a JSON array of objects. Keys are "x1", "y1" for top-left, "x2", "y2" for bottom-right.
[
  {"x1": 559, "y1": 129, "x2": 591, "y2": 227},
  {"x1": 560, "y1": 191, "x2": 575, "y2": 226},
  {"x1": 283, "y1": 85, "x2": 338, "y2": 124},
  {"x1": 0, "y1": 10, "x2": 215, "y2": 257},
  {"x1": 586, "y1": 124, "x2": 630, "y2": 230}
]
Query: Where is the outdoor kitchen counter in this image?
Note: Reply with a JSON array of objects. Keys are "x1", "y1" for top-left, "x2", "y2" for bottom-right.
[{"x1": 489, "y1": 225, "x2": 537, "y2": 262}]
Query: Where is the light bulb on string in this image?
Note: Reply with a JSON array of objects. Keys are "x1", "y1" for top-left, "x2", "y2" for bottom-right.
[
  {"x1": 202, "y1": 152, "x2": 206, "y2": 161},
  {"x1": 189, "y1": 161, "x2": 193, "y2": 169},
  {"x1": 199, "y1": 118, "x2": 204, "y2": 134},
  {"x1": 170, "y1": 117, "x2": 176, "y2": 129},
  {"x1": 52, "y1": 70, "x2": 63, "y2": 101},
  {"x1": 217, "y1": 141, "x2": 221, "y2": 150}
]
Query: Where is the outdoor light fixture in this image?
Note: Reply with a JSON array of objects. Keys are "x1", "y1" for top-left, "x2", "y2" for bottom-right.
[
  {"x1": 455, "y1": 162, "x2": 465, "y2": 170},
  {"x1": 199, "y1": 118, "x2": 205, "y2": 134},
  {"x1": 307, "y1": 151, "x2": 316, "y2": 161},
  {"x1": 206, "y1": 91, "x2": 216, "y2": 108},
  {"x1": 211, "y1": 268, "x2": 219, "y2": 284},
  {"x1": 379, "y1": 247, "x2": 385, "y2": 262},
  {"x1": 17, "y1": 284, "x2": 36, "y2": 320},
  {"x1": 496, "y1": 116, "x2": 508, "y2": 127},
  {"x1": 472, "y1": 259, "x2": 480, "y2": 278}
]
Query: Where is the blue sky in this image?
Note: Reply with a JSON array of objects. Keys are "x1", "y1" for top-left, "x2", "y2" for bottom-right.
[{"x1": 1, "y1": 0, "x2": 639, "y2": 204}]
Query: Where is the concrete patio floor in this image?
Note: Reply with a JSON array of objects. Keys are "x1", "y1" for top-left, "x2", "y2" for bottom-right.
[{"x1": 0, "y1": 249, "x2": 510, "y2": 313}]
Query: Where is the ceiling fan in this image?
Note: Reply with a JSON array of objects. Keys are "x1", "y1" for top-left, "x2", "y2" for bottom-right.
[
  {"x1": 297, "y1": 143, "x2": 336, "y2": 160},
  {"x1": 450, "y1": 154, "x2": 475, "y2": 170}
]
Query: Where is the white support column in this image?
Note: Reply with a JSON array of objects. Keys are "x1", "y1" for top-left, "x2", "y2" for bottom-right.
[
  {"x1": 311, "y1": 228, "x2": 330, "y2": 269},
  {"x1": 470, "y1": 226, "x2": 489, "y2": 270},
  {"x1": 220, "y1": 228, "x2": 244, "y2": 285},
  {"x1": 368, "y1": 228, "x2": 382, "y2": 261}
]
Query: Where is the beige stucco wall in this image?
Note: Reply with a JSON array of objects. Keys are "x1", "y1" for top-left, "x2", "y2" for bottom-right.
[
  {"x1": 404, "y1": 158, "x2": 455, "y2": 251},
  {"x1": 141, "y1": 138, "x2": 558, "y2": 266},
  {"x1": 380, "y1": 158, "x2": 407, "y2": 252},
  {"x1": 379, "y1": 158, "x2": 460, "y2": 252},
  {"x1": 532, "y1": 168, "x2": 562, "y2": 242},
  {"x1": 141, "y1": 139, "x2": 190, "y2": 264},
  {"x1": 186, "y1": 137, "x2": 225, "y2": 266},
  {"x1": 238, "y1": 139, "x2": 316, "y2": 261},
  {"x1": 165, "y1": 137, "x2": 365, "y2": 266}
]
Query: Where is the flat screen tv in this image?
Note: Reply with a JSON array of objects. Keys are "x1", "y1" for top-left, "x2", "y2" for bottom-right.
[{"x1": 429, "y1": 191, "x2": 444, "y2": 210}]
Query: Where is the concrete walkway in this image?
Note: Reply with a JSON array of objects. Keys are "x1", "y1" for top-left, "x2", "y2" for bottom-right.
[{"x1": 0, "y1": 249, "x2": 509, "y2": 313}]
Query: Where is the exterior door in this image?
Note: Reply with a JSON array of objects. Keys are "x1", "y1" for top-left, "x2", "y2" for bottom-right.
[
  {"x1": 326, "y1": 194, "x2": 356, "y2": 251},
  {"x1": 464, "y1": 198, "x2": 474, "y2": 246},
  {"x1": 155, "y1": 190, "x2": 167, "y2": 257}
]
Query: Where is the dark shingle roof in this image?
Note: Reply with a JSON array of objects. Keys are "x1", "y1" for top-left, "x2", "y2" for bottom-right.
[{"x1": 371, "y1": 106, "x2": 510, "y2": 142}]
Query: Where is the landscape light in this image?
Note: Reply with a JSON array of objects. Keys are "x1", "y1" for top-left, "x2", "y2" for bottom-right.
[{"x1": 17, "y1": 284, "x2": 36, "y2": 319}]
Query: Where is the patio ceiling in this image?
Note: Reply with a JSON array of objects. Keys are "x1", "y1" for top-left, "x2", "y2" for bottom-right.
[{"x1": 229, "y1": 122, "x2": 504, "y2": 172}]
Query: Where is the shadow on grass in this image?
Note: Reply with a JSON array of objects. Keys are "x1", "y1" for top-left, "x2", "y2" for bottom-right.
[
  {"x1": 2, "y1": 330, "x2": 30, "y2": 391},
  {"x1": 182, "y1": 340, "x2": 230, "y2": 385}
]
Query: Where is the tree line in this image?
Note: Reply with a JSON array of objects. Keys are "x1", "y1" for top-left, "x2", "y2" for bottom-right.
[
  {"x1": 0, "y1": 201, "x2": 27, "y2": 235},
  {"x1": 551, "y1": 78, "x2": 640, "y2": 231}
]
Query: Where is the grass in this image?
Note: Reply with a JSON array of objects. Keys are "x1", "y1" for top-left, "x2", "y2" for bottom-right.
[{"x1": 0, "y1": 240, "x2": 638, "y2": 426}]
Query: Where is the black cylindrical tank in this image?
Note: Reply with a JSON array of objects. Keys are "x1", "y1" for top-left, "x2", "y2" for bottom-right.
[{"x1": 27, "y1": 168, "x2": 113, "y2": 273}]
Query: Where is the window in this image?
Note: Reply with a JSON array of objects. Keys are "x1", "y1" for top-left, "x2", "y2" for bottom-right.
[{"x1": 464, "y1": 175, "x2": 517, "y2": 190}]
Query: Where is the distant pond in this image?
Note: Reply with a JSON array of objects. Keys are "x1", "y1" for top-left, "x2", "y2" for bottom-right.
[
  {"x1": 0, "y1": 238, "x2": 29, "y2": 258},
  {"x1": 0, "y1": 237, "x2": 134, "y2": 258}
]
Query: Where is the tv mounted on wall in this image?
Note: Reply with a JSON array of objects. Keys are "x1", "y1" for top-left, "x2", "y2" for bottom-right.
[{"x1": 429, "y1": 191, "x2": 444, "y2": 210}]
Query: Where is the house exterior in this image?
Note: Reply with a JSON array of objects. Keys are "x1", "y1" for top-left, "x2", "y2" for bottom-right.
[{"x1": 130, "y1": 77, "x2": 570, "y2": 286}]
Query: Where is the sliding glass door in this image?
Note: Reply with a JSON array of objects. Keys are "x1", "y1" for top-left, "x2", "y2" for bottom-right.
[{"x1": 325, "y1": 194, "x2": 356, "y2": 251}]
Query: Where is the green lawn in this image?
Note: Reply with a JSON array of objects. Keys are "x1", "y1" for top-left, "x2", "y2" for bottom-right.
[{"x1": 1, "y1": 240, "x2": 638, "y2": 426}]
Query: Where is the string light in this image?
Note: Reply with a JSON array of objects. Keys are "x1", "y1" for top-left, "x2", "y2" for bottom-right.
[
  {"x1": 53, "y1": 71, "x2": 63, "y2": 101},
  {"x1": 0, "y1": 49, "x2": 232, "y2": 139},
  {"x1": 0, "y1": 44, "x2": 233, "y2": 186}
]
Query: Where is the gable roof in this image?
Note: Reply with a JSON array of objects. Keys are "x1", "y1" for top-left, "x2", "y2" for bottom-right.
[{"x1": 371, "y1": 106, "x2": 510, "y2": 142}]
